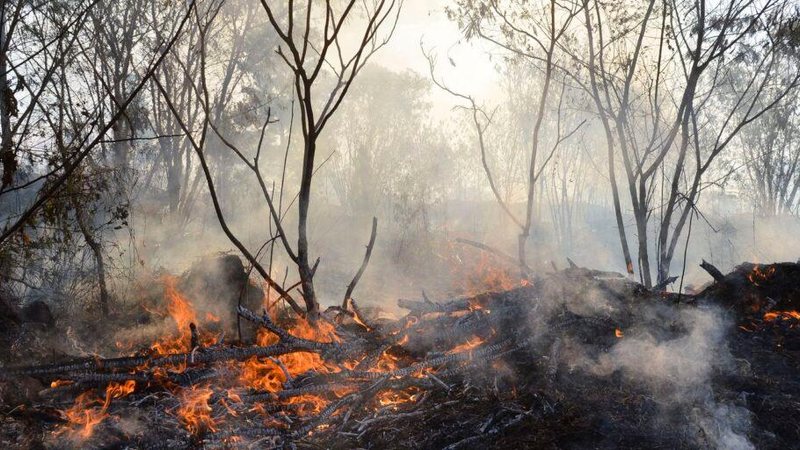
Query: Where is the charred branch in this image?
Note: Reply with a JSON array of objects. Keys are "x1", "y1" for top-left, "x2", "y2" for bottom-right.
[{"x1": 700, "y1": 259, "x2": 726, "y2": 283}]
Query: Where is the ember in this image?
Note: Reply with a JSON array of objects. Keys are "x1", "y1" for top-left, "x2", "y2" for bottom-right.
[{"x1": 748, "y1": 264, "x2": 777, "y2": 286}]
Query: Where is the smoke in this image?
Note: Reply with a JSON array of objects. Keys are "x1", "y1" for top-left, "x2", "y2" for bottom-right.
[
  {"x1": 591, "y1": 308, "x2": 725, "y2": 392},
  {"x1": 507, "y1": 269, "x2": 756, "y2": 449},
  {"x1": 583, "y1": 306, "x2": 753, "y2": 449}
]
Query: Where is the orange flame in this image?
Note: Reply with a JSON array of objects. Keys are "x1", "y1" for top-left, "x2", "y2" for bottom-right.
[
  {"x1": 177, "y1": 385, "x2": 216, "y2": 434},
  {"x1": 58, "y1": 380, "x2": 136, "y2": 439},
  {"x1": 377, "y1": 387, "x2": 421, "y2": 408},
  {"x1": 615, "y1": 328, "x2": 624, "y2": 338},
  {"x1": 747, "y1": 264, "x2": 776, "y2": 286},
  {"x1": 239, "y1": 357, "x2": 285, "y2": 393},
  {"x1": 373, "y1": 349, "x2": 401, "y2": 372},
  {"x1": 50, "y1": 379, "x2": 73, "y2": 388},
  {"x1": 59, "y1": 391, "x2": 108, "y2": 439},
  {"x1": 449, "y1": 250, "x2": 523, "y2": 296},
  {"x1": 449, "y1": 336, "x2": 486, "y2": 354},
  {"x1": 763, "y1": 310, "x2": 800, "y2": 322},
  {"x1": 237, "y1": 315, "x2": 342, "y2": 411},
  {"x1": 287, "y1": 394, "x2": 328, "y2": 415},
  {"x1": 149, "y1": 277, "x2": 218, "y2": 357}
]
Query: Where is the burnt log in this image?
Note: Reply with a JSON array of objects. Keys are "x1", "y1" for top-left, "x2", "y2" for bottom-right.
[{"x1": 699, "y1": 261, "x2": 800, "y2": 316}]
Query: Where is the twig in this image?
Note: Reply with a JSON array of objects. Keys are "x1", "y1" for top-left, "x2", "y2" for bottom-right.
[{"x1": 343, "y1": 217, "x2": 378, "y2": 308}]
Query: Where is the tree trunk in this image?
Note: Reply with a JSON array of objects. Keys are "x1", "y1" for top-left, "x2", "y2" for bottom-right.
[
  {"x1": 297, "y1": 135, "x2": 319, "y2": 318},
  {"x1": 74, "y1": 202, "x2": 110, "y2": 316},
  {"x1": 0, "y1": 9, "x2": 14, "y2": 189}
]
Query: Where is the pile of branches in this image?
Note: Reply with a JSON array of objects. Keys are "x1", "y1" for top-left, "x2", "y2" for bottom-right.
[
  {"x1": 2, "y1": 261, "x2": 800, "y2": 449},
  {"x1": 0, "y1": 281, "x2": 541, "y2": 449}
]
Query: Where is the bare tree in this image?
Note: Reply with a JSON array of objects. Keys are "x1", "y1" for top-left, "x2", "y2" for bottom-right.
[
  {"x1": 0, "y1": 0, "x2": 195, "y2": 316},
  {"x1": 737, "y1": 95, "x2": 800, "y2": 216},
  {"x1": 433, "y1": 0, "x2": 585, "y2": 272},
  {"x1": 254, "y1": 0, "x2": 401, "y2": 317},
  {"x1": 154, "y1": 0, "x2": 402, "y2": 319},
  {"x1": 581, "y1": 0, "x2": 800, "y2": 287}
]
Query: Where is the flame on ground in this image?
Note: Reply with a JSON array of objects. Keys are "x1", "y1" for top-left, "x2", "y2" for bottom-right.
[
  {"x1": 377, "y1": 387, "x2": 421, "y2": 409},
  {"x1": 177, "y1": 385, "x2": 217, "y2": 434},
  {"x1": 763, "y1": 310, "x2": 800, "y2": 324},
  {"x1": 73, "y1": 275, "x2": 515, "y2": 438},
  {"x1": 57, "y1": 380, "x2": 136, "y2": 440},
  {"x1": 748, "y1": 264, "x2": 776, "y2": 286},
  {"x1": 238, "y1": 316, "x2": 341, "y2": 395},
  {"x1": 449, "y1": 336, "x2": 486, "y2": 354},
  {"x1": 50, "y1": 379, "x2": 73, "y2": 388},
  {"x1": 449, "y1": 250, "x2": 527, "y2": 296},
  {"x1": 287, "y1": 394, "x2": 329, "y2": 415},
  {"x1": 148, "y1": 276, "x2": 218, "y2": 356}
]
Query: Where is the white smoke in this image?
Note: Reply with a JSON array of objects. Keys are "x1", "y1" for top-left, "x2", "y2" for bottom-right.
[{"x1": 585, "y1": 306, "x2": 753, "y2": 449}]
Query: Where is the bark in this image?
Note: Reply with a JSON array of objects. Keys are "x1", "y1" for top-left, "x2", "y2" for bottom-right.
[
  {"x1": 74, "y1": 203, "x2": 110, "y2": 316},
  {"x1": 0, "y1": 8, "x2": 14, "y2": 189},
  {"x1": 297, "y1": 133, "x2": 319, "y2": 318}
]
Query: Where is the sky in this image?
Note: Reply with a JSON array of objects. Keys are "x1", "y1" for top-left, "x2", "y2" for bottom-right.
[{"x1": 369, "y1": 0, "x2": 502, "y2": 107}]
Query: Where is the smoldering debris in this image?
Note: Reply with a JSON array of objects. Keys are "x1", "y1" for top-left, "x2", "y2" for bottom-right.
[{"x1": 0, "y1": 261, "x2": 798, "y2": 449}]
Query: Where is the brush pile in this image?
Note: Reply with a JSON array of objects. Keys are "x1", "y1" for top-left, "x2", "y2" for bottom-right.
[{"x1": 1, "y1": 260, "x2": 799, "y2": 449}]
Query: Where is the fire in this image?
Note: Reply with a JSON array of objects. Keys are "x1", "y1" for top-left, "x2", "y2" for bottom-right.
[
  {"x1": 149, "y1": 276, "x2": 218, "y2": 356},
  {"x1": 59, "y1": 391, "x2": 108, "y2": 439},
  {"x1": 58, "y1": 380, "x2": 136, "y2": 439},
  {"x1": 50, "y1": 379, "x2": 73, "y2": 388},
  {"x1": 287, "y1": 394, "x2": 328, "y2": 415},
  {"x1": 268, "y1": 346, "x2": 331, "y2": 381},
  {"x1": 176, "y1": 385, "x2": 216, "y2": 434},
  {"x1": 741, "y1": 310, "x2": 800, "y2": 332},
  {"x1": 450, "y1": 251, "x2": 522, "y2": 295},
  {"x1": 373, "y1": 349, "x2": 401, "y2": 372},
  {"x1": 139, "y1": 280, "x2": 348, "y2": 422},
  {"x1": 239, "y1": 357, "x2": 285, "y2": 392},
  {"x1": 107, "y1": 380, "x2": 136, "y2": 398},
  {"x1": 763, "y1": 310, "x2": 800, "y2": 323},
  {"x1": 55, "y1": 275, "x2": 498, "y2": 439},
  {"x1": 288, "y1": 317, "x2": 340, "y2": 343},
  {"x1": 615, "y1": 328, "x2": 624, "y2": 338},
  {"x1": 238, "y1": 313, "x2": 343, "y2": 410},
  {"x1": 250, "y1": 317, "x2": 339, "y2": 381},
  {"x1": 377, "y1": 388, "x2": 420, "y2": 408},
  {"x1": 747, "y1": 264, "x2": 776, "y2": 286},
  {"x1": 449, "y1": 336, "x2": 486, "y2": 354}
]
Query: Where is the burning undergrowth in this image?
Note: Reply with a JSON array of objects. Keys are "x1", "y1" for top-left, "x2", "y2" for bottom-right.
[{"x1": 1, "y1": 260, "x2": 799, "y2": 449}]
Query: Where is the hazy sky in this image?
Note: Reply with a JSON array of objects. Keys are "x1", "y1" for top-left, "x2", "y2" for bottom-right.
[{"x1": 370, "y1": 0, "x2": 501, "y2": 105}]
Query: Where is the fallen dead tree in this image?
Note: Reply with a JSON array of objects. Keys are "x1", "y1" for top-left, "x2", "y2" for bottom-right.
[{"x1": 1, "y1": 261, "x2": 799, "y2": 449}]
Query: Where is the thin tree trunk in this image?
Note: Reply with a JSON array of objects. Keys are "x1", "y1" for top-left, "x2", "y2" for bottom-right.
[
  {"x1": 0, "y1": 8, "x2": 14, "y2": 189},
  {"x1": 74, "y1": 203, "x2": 110, "y2": 316},
  {"x1": 297, "y1": 136, "x2": 319, "y2": 318},
  {"x1": 582, "y1": 0, "x2": 634, "y2": 275}
]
